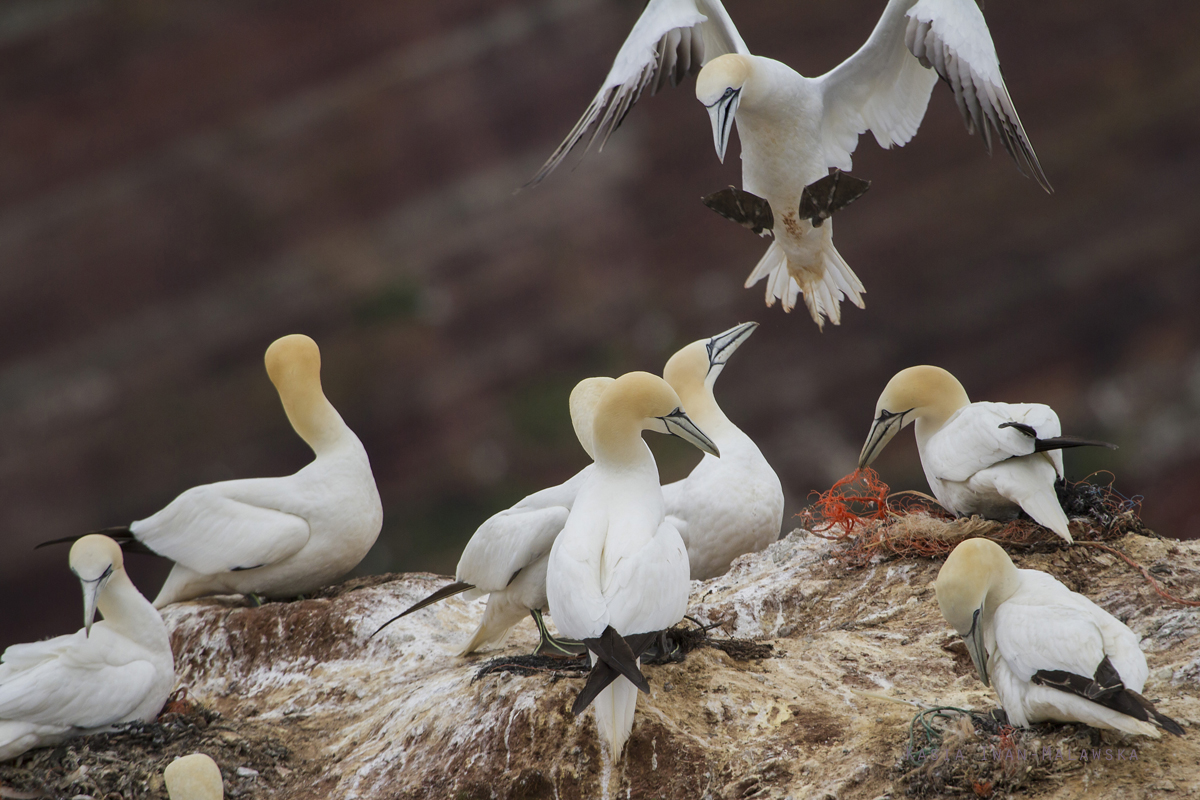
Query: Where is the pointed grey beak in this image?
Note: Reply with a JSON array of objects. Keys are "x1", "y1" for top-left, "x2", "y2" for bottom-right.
[
  {"x1": 705, "y1": 87, "x2": 741, "y2": 163},
  {"x1": 660, "y1": 408, "x2": 720, "y2": 458},
  {"x1": 963, "y1": 606, "x2": 990, "y2": 686},
  {"x1": 79, "y1": 565, "x2": 113, "y2": 638},
  {"x1": 706, "y1": 321, "x2": 758, "y2": 373},
  {"x1": 857, "y1": 409, "x2": 909, "y2": 469}
]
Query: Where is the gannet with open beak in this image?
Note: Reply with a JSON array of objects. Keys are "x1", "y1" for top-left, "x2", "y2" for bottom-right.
[
  {"x1": 858, "y1": 366, "x2": 1115, "y2": 544},
  {"x1": 696, "y1": 0, "x2": 1050, "y2": 326},
  {"x1": 661, "y1": 322, "x2": 784, "y2": 579},
  {"x1": 0, "y1": 535, "x2": 175, "y2": 761},
  {"x1": 375, "y1": 377, "x2": 614, "y2": 656},
  {"x1": 165, "y1": 753, "x2": 224, "y2": 800},
  {"x1": 548, "y1": 371, "x2": 718, "y2": 756},
  {"x1": 40, "y1": 334, "x2": 384, "y2": 606},
  {"x1": 936, "y1": 538, "x2": 1184, "y2": 737}
]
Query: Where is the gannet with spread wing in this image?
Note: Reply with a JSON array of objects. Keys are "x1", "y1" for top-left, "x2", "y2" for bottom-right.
[
  {"x1": 0, "y1": 535, "x2": 175, "y2": 761},
  {"x1": 40, "y1": 334, "x2": 384, "y2": 606},
  {"x1": 858, "y1": 366, "x2": 1115, "y2": 543},
  {"x1": 936, "y1": 538, "x2": 1183, "y2": 737},
  {"x1": 547, "y1": 372, "x2": 719, "y2": 756}
]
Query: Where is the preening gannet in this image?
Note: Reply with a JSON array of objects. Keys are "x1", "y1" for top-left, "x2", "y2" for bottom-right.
[
  {"x1": 695, "y1": 0, "x2": 1050, "y2": 326},
  {"x1": 40, "y1": 334, "x2": 384, "y2": 607},
  {"x1": 0, "y1": 535, "x2": 175, "y2": 761},
  {"x1": 661, "y1": 321, "x2": 784, "y2": 579},
  {"x1": 858, "y1": 366, "x2": 1115, "y2": 544},
  {"x1": 547, "y1": 372, "x2": 719, "y2": 756},
  {"x1": 375, "y1": 377, "x2": 614, "y2": 656},
  {"x1": 165, "y1": 753, "x2": 224, "y2": 800},
  {"x1": 936, "y1": 538, "x2": 1184, "y2": 737}
]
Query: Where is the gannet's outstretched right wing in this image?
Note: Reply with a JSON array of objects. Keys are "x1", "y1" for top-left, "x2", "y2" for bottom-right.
[{"x1": 531, "y1": 0, "x2": 747, "y2": 184}]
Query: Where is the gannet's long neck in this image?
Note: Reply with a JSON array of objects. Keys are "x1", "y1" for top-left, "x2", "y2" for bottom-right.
[
  {"x1": 676, "y1": 376, "x2": 735, "y2": 443},
  {"x1": 96, "y1": 569, "x2": 169, "y2": 647},
  {"x1": 592, "y1": 413, "x2": 655, "y2": 472},
  {"x1": 279, "y1": 381, "x2": 349, "y2": 457},
  {"x1": 913, "y1": 384, "x2": 971, "y2": 447}
]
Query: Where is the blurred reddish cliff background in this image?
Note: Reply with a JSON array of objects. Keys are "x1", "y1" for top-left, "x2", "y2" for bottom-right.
[{"x1": 2, "y1": 0, "x2": 1198, "y2": 647}]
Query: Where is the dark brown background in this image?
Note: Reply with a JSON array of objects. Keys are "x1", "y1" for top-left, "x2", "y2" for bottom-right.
[{"x1": 3, "y1": 0, "x2": 1197, "y2": 649}]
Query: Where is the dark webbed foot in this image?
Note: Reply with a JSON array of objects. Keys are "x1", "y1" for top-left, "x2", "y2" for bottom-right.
[
  {"x1": 701, "y1": 186, "x2": 774, "y2": 235},
  {"x1": 530, "y1": 609, "x2": 587, "y2": 657},
  {"x1": 571, "y1": 627, "x2": 660, "y2": 716},
  {"x1": 798, "y1": 169, "x2": 871, "y2": 227}
]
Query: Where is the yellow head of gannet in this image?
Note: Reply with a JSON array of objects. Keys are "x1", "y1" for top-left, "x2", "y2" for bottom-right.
[
  {"x1": 858, "y1": 365, "x2": 970, "y2": 469},
  {"x1": 69, "y1": 534, "x2": 126, "y2": 638},
  {"x1": 165, "y1": 753, "x2": 224, "y2": 800},
  {"x1": 264, "y1": 334, "x2": 343, "y2": 455},
  {"x1": 570, "y1": 377, "x2": 615, "y2": 460},
  {"x1": 935, "y1": 538, "x2": 1020, "y2": 687},
  {"x1": 592, "y1": 371, "x2": 719, "y2": 463},
  {"x1": 696, "y1": 54, "x2": 752, "y2": 163}
]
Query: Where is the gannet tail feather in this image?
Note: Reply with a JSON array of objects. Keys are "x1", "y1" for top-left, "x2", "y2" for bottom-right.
[
  {"x1": 1032, "y1": 436, "x2": 1119, "y2": 453},
  {"x1": 371, "y1": 581, "x2": 475, "y2": 638},
  {"x1": 1032, "y1": 657, "x2": 1183, "y2": 737},
  {"x1": 744, "y1": 238, "x2": 865, "y2": 329},
  {"x1": 35, "y1": 527, "x2": 156, "y2": 555},
  {"x1": 592, "y1": 676, "x2": 640, "y2": 755},
  {"x1": 1016, "y1": 486, "x2": 1073, "y2": 544}
]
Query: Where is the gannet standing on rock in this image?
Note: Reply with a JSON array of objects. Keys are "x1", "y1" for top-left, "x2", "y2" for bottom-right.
[
  {"x1": 661, "y1": 322, "x2": 784, "y2": 579},
  {"x1": 0, "y1": 535, "x2": 175, "y2": 761},
  {"x1": 858, "y1": 366, "x2": 1115, "y2": 543},
  {"x1": 936, "y1": 538, "x2": 1184, "y2": 737},
  {"x1": 375, "y1": 377, "x2": 614, "y2": 656},
  {"x1": 165, "y1": 753, "x2": 224, "y2": 800},
  {"x1": 40, "y1": 334, "x2": 384, "y2": 606},
  {"x1": 548, "y1": 372, "x2": 719, "y2": 756}
]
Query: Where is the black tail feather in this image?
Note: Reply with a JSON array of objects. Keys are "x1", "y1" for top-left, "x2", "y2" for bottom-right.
[
  {"x1": 1032, "y1": 657, "x2": 1185, "y2": 736},
  {"x1": 371, "y1": 581, "x2": 475, "y2": 639},
  {"x1": 36, "y1": 526, "x2": 156, "y2": 555},
  {"x1": 1033, "y1": 436, "x2": 1119, "y2": 453}
]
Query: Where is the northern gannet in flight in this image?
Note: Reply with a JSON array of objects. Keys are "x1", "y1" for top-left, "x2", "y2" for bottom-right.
[
  {"x1": 374, "y1": 377, "x2": 614, "y2": 656},
  {"x1": 165, "y1": 753, "x2": 224, "y2": 800},
  {"x1": 41, "y1": 334, "x2": 384, "y2": 606},
  {"x1": 661, "y1": 321, "x2": 784, "y2": 579},
  {"x1": 531, "y1": 0, "x2": 1048, "y2": 327},
  {"x1": 547, "y1": 371, "x2": 719, "y2": 756},
  {"x1": 936, "y1": 538, "x2": 1184, "y2": 737},
  {"x1": 858, "y1": 366, "x2": 1115, "y2": 543},
  {"x1": 0, "y1": 535, "x2": 175, "y2": 761}
]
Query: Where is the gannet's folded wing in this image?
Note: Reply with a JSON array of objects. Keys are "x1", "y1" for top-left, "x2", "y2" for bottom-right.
[
  {"x1": 0, "y1": 645, "x2": 157, "y2": 728},
  {"x1": 994, "y1": 600, "x2": 1106, "y2": 683},
  {"x1": 925, "y1": 403, "x2": 1061, "y2": 482},
  {"x1": 602, "y1": 521, "x2": 690, "y2": 635},
  {"x1": 458, "y1": 505, "x2": 571, "y2": 592},
  {"x1": 906, "y1": 0, "x2": 1049, "y2": 190},
  {"x1": 130, "y1": 484, "x2": 310, "y2": 574},
  {"x1": 531, "y1": 0, "x2": 747, "y2": 184}
]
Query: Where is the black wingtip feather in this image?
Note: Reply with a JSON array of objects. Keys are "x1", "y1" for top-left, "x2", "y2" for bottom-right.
[{"x1": 371, "y1": 581, "x2": 475, "y2": 639}]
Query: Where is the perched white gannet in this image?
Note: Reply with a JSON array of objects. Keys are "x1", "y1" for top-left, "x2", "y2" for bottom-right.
[
  {"x1": 0, "y1": 535, "x2": 175, "y2": 761},
  {"x1": 375, "y1": 377, "x2": 614, "y2": 656},
  {"x1": 936, "y1": 538, "x2": 1183, "y2": 737},
  {"x1": 858, "y1": 366, "x2": 1115, "y2": 544},
  {"x1": 41, "y1": 334, "x2": 384, "y2": 607},
  {"x1": 661, "y1": 321, "x2": 784, "y2": 579},
  {"x1": 165, "y1": 753, "x2": 224, "y2": 800},
  {"x1": 547, "y1": 371, "x2": 719, "y2": 756},
  {"x1": 530, "y1": 0, "x2": 1048, "y2": 327}
]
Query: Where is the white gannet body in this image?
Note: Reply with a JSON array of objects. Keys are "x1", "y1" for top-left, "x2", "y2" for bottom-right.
[
  {"x1": 660, "y1": 322, "x2": 784, "y2": 579},
  {"x1": 86, "y1": 334, "x2": 383, "y2": 607},
  {"x1": 695, "y1": 0, "x2": 1049, "y2": 326},
  {"x1": 449, "y1": 377, "x2": 614, "y2": 655},
  {"x1": 936, "y1": 539, "x2": 1183, "y2": 737},
  {"x1": 858, "y1": 366, "x2": 1117, "y2": 544},
  {"x1": 0, "y1": 535, "x2": 175, "y2": 761},
  {"x1": 165, "y1": 753, "x2": 224, "y2": 800},
  {"x1": 547, "y1": 372, "x2": 719, "y2": 756}
]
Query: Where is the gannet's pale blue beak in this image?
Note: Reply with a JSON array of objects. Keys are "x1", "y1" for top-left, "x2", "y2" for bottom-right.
[
  {"x1": 705, "y1": 87, "x2": 741, "y2": 163},
  {"x1": 705, "y1": 321, "x2": 758, "y2": 385},
  {"x1": 658, "y1": 408, "x2": 720, "y2": 458},
  {"x1": 858, "y1": 409, "x2": 910, "y2": 469},
  {"x1": 78, "y1": 564, "x2": 113, "y2": 638},
  {"x1": 963, "y1": 605, "x2": 990, "y2": 687}
]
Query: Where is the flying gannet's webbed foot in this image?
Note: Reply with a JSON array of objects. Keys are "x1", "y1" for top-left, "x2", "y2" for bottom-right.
[
  {"x1": 530, "y1": 609, "x2": 587, "y2": 657},
  {"x1": 701, "y1": 186, "x2": 774, "y2": 235},
  {"x1": 798, "y1": 169, "x2": 871, "y2": 228},
  {"x1": 571, "y1": 626, "x2": 658, "y2": 716}
]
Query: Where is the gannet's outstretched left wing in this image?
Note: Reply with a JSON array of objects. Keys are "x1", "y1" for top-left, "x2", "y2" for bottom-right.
[
  {"x1": 817, "y1": 0, "x2": 1050, "y2": 191},
  {"x1": 531, "y1": 0, "x2": 747, "y2": 184}
]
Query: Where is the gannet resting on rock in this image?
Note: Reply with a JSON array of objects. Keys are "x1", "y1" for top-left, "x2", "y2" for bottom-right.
[
  {"x1": 858, "y1": 366, "x2": 1116, "y2": 544},
  {"x1": 375, "y1": 377, "x2": 614, "y2": 656},
  {"x1": 0, "y1": 535, "x2": 175, "y2": 761},
  {"x1": 165, "y1": 753, "x2": 224, "y2": 800},
  {"x1": 696, "y1": 0, "x2": 1050, "y2": 326},
  {"x1": 936, "y1": 538, "x2": 1184, "y2": 737},
  {"x1": 661, "y1": 321, "x2": 784, "y2": 579},
  {"x1": 40, "y1": 334, "x2": 383, "y2": 607},
  {"x1": 547, "y1": 372, "x2": 719, "y2": 756}
]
